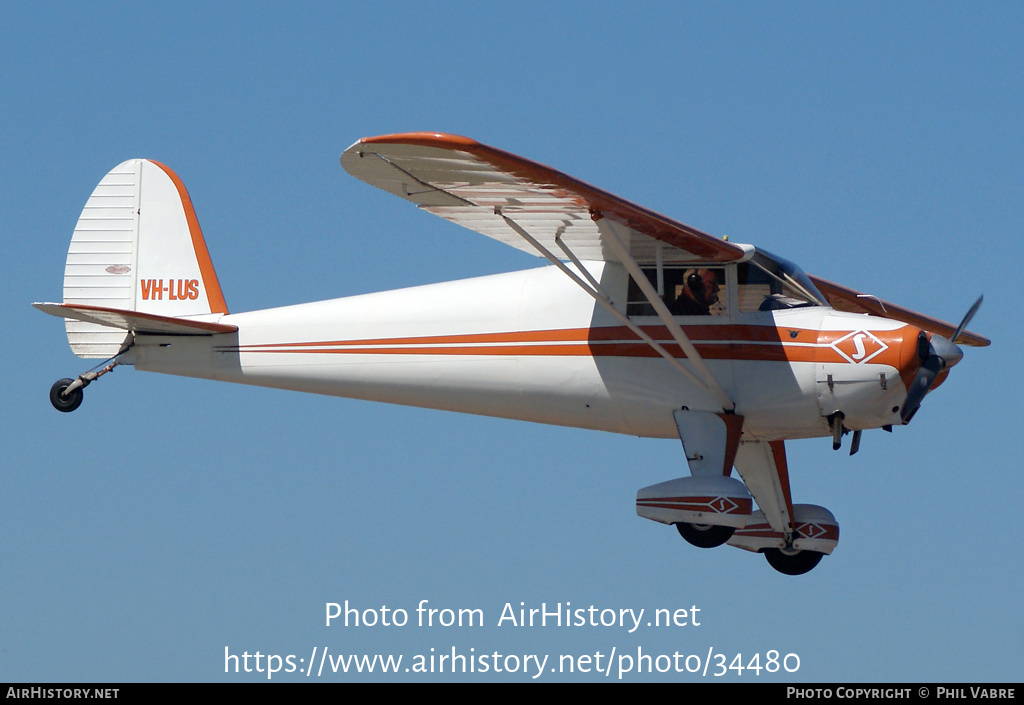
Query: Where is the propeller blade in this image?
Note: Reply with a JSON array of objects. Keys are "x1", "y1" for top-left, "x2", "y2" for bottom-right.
[
  {"x1": 901, "y1": 356, "x2": 941, "y2": 424},
  {"x1": 952, "y1": 295, "x2": 983, "y2": 345}
]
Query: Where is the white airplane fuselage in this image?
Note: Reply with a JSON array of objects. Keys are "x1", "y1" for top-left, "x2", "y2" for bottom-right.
[
  {"x1": 125, "y1": 261, "x2": 917, "y2": 441},
  {"x1": 39, "y1": 147, "x2": 985, "y2": 575}
]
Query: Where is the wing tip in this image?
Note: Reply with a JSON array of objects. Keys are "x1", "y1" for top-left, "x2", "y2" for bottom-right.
[
  {"x1": 958, "y1": 332, "x2": 991, "y2": 347},
  {"x1": 358, "y1": 132, "x2": 480, "y2": 149}
]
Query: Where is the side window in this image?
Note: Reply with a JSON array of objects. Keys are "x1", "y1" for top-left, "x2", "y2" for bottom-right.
[{"x1": 627, "y1": 267, "x2": 727, "y2": 317}]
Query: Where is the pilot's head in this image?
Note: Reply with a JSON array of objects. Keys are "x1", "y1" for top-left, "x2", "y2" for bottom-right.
[{"x1": 685, "y1": 269, "x2": 720, "y2": 305}]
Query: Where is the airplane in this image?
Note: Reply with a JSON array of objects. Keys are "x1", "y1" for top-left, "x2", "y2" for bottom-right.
[{"x1": 34, "y1": 132, "x2": 988, "y2": 575}]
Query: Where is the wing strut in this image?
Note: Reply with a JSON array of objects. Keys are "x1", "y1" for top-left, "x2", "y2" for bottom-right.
[
  {"x1": 594, "y1": 215, "x2": 735, "y2": 412},
  {"x1": 499, "y1": 210, "x2": 732, "y2": 410}
]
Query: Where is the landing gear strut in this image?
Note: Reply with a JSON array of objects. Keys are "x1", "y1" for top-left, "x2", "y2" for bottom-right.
[{"x1": 48, "y1": 342, "x2": 133, "y2": 413}]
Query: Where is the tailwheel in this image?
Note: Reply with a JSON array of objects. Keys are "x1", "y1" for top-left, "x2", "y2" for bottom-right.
[
  {"x1": 763, "y1": 547, "x2": 824, "y2": 576},
  {"x1": 675, "y1": 522, "x2": 734, "y2": 549},
  {"x1": 46, "y1": 345, "x2": 132, "y2": 414},
  {"x1": 49, "y1": 378, "x2": 84, "y2": 413}
]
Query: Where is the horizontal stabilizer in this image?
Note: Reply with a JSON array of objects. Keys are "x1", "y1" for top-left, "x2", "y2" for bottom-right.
[{"x1": 34, "y1": 302, "x2": 236, "y2": 336}]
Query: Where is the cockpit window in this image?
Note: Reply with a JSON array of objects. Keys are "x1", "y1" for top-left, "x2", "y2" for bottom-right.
[
  {"x1": 628, "y1": 267, "x2": 728, "y2": 317},
  {"x1": 737, "y1": 251, "x2": 827, "y2": 312}
]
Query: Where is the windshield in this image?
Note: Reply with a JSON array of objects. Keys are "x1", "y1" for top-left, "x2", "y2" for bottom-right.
[{"x1": 737, "y1": 250, "x2": 828, "y2": 312}]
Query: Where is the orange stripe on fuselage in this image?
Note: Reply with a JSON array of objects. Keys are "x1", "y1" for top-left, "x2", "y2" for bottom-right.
[
  {"x1": 228, "y1": 324, "x2": 819, "y2": 349},
  {"x1": 218, "y1": 323, "x2": 914, "y2": 367}
]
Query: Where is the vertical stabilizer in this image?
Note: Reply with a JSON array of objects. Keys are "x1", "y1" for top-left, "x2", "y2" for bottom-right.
[{"x1": 62, "y1": 159, "x2": 228, "y2": 357}]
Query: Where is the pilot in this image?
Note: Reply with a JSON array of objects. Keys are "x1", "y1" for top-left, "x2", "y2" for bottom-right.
[{"x1": 670, "y1": 268, "x2": 720, "y2": 316}]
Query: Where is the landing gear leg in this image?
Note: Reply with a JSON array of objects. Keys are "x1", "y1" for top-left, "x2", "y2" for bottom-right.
[{"x1": 48, "y1": 341, "x2": 133, "y2": 413}]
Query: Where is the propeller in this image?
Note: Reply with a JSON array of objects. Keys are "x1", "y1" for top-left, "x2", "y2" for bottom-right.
[{"x1": 900, "y1": 295, "x2": 982, "y2": 424}]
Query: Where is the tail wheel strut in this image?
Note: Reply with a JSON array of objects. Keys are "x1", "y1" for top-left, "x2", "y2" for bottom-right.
[{"x1": 48, "y1": 341, "x2": 133, "y2": 413}]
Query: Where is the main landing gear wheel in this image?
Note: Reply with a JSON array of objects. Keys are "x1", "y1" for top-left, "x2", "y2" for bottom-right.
[
  {"x1": 763, "y1": 547, "x2": 824, "y2": 576},
  {"x1": 49, "y1": 378, "x2": 83, "y2": 413},
  {"x1": 675, "y1": 522, "x2": 735, "y2": 549}
]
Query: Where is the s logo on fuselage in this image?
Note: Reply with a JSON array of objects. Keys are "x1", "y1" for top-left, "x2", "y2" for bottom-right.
[{"x1": 830, "y1": 330, "x2": 888, "y2": 364}]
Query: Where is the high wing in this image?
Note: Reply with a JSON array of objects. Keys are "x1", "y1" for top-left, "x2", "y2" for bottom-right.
[
  {"x1": 341, "y1": 132, "x2": 748, "y2": 265},
  {"x1": 341, "y1": 132, "x2": 989, "y2": 347}
]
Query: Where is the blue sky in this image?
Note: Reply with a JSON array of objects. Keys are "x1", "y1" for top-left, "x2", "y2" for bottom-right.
[{"x1": 2, "y1": 3, "x2": 1021, "y2": 682}]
